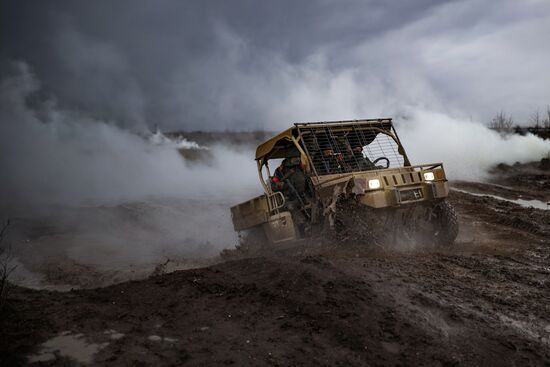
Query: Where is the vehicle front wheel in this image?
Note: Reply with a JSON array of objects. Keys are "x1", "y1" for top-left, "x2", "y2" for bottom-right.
[{"x1": 431, "y1": 201, "x2": 459, "y2": 246}]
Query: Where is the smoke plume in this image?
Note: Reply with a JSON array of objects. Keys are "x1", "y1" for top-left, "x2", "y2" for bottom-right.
[
  {"x1": 0, "y1": 64, "x2": 259, "y2": 285},
  {"x1": 398, "y1": 110, "x2": 550, "y2": 180}
]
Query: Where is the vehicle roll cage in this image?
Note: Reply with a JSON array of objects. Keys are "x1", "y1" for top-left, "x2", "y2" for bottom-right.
[{"x1": 255, "y1": 118, "x2": 410, "y2": 196}]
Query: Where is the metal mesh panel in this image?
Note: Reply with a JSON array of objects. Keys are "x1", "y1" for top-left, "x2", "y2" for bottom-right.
[{"x1": 299, "y1": 124, "x2": 405, "y2": 176}]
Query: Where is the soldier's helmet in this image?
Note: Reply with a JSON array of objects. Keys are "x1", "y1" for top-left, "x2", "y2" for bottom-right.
[{"x1": 286, "y1": 157, "x2": 301, "y2": 167}]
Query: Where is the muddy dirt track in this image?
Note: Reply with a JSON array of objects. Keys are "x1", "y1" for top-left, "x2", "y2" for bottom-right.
[{"x1": 2, "y1": 162, "x2": 550, "y2": 366}]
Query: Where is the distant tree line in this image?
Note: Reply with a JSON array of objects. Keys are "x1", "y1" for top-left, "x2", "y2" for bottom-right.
[{"x1": 489, "y1": 106, "x2": 550, "y2": 139}]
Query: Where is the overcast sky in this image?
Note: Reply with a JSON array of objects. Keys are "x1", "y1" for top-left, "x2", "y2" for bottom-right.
[{"x1": 1, "y1": 0, "x2": 549, "y2": 131}]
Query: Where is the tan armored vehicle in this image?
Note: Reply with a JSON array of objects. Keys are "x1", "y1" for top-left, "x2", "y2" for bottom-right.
[{"x1": 231, "y1": 118, "x2": 458, "y2": 248}]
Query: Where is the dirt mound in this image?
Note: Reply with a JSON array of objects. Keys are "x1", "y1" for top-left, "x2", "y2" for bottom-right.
[
  {"x1": 2, "y1": 162, "x2": 550, "y2": 366},
  {"x1": 3, "y1": 241, "x2": 550, "y2": 366}
]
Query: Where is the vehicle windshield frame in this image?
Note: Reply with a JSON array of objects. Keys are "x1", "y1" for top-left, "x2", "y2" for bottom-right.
[{"x1": 295, "y1": 119, "x2": 410, "y2": 177}]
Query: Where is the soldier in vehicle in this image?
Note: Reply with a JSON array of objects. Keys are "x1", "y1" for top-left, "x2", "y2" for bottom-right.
[
  {"x1": 334, "y1": 131, "x2": 375, "y2": 172},
  {"x1": 270, "y1": 155, "x2": 311, "y2": 234},
  {"x1": 271, "y1": 156, "x2": 308, "y2": 200},
  {"x1": 348, "y1": 145, "x2": 377, "y2": 171},
  {"x1": 270, "y1": 159, "x2": 290, "y2": 193},
  {"x1": 313, "y1": 147, "x2": 346, "y2": 175},
  {"x1": 325, "y1": 132, "x2": 371, "y2": 173}
]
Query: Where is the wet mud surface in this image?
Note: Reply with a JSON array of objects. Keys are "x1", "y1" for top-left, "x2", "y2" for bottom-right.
[{"x1": 1, "y1": 163, "x2": 550, "y2": 366}]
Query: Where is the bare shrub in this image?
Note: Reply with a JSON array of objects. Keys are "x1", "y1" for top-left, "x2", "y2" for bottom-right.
[
  {"x1": 0, "y1": 220, "x2": 16, "y2": 313},
  {"x1": 530, "y1": 110, "x2": 541, "y2": 128},
  {"x1": 489, "y1": 111, "x2": 514, "y2": 130},
  {"x1": 543, "y1": 106, "x2": 550, "y2": 129}
]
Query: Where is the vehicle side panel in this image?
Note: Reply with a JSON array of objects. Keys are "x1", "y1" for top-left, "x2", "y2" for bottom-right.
[
  {"x1": 230, "y1": 195, "x2": 270, "y2": 231},
  {"x1": 262, "y1": 212, "x2": 298, "y2": 244}
]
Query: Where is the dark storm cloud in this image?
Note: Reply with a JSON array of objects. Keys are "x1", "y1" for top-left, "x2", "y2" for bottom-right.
[{"x1": 1, "y1": 0, "x2": 549, "y2": 130}]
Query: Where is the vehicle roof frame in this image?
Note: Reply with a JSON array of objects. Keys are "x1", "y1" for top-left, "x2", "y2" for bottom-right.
[
  {"x1": 254, "y1": 118, "x2": 411, "y2": 177},
  {"x1": 294, "y1": 119, "x2": 410, "y2": 177}
]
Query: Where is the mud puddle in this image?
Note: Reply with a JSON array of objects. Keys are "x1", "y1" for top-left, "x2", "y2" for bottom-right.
[
  {"x1": 451, "y1": 187, "x2": 550, "y2": 210},
  {"x1": 27, "y1": 332, "x2": 109, "y2": 364}
]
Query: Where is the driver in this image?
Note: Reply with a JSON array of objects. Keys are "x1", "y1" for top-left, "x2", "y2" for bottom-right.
[{"x1": 345, "y1": 144, "x2": 378, "y2": 171}]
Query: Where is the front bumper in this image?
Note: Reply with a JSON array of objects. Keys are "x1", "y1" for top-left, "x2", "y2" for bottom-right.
[{"x1": 360, "y1": 180, "x2": 449, "y2": 208}]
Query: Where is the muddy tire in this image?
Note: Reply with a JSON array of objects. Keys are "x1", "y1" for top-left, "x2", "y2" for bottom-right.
[
  {"x1": 330, "y1": 196, "x2": 385, "y2": 244},
  {"x1": 432, "y1": 201, "x2": 459, "y2": 246}
]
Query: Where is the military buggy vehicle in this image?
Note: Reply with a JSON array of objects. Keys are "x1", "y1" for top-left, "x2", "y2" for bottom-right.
[{"x1": 230, "y1": 118, "x2": 458, "y2": 248}]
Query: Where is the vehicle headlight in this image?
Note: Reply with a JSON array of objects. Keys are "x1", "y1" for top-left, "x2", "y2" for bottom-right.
[
  {"x1": 368, "y1": 179, "x2": 381, "y2": 189},
  {"x1": 423, "y1": 172, "x2": 435, "y2": 181}
]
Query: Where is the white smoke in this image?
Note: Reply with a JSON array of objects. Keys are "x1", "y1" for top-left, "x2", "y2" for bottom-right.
[
  {"x1": 2, "y1": 63, "x2": 547, "y2": 212},
  {"x1": 398, "y1": 109, "x2": 550, "y2": 180},
  {"x1": 2, "y1": 63, "x2": 548, "y2": 216},
  {"x1": 0, "y1": 63, "x2": 258, "y2": 211},
  {"x1": 148, "y1": 129, "x2": 204, "y2": 150},
  {"x1": 0, "y1": 63, "x2": 260, "y2": 280},
  {"x1": 162, "y1": 25, "x2": 549, "y2": 183}
]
